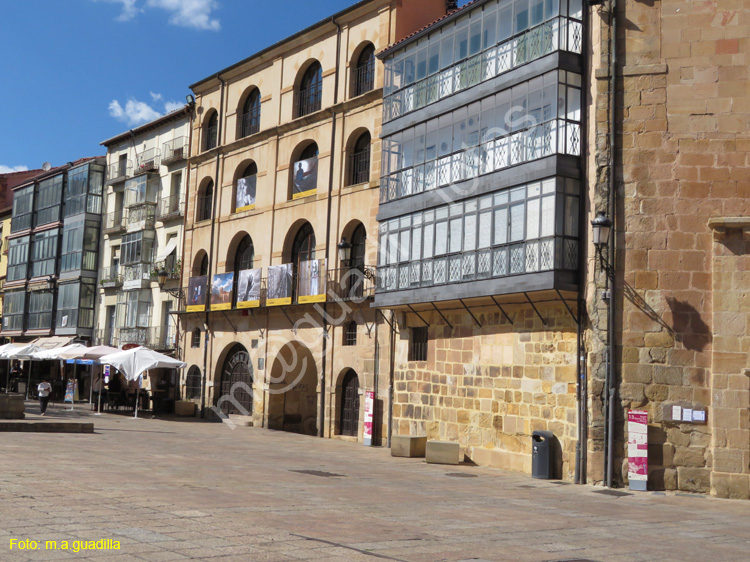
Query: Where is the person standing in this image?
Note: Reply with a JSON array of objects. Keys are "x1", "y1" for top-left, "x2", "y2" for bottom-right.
[
  {"x1": 92, "y1": 373, "x2": 104, "y2": 412},
  {"x1": 37, "y1": 379, "x2": 52, "y2": 416}
]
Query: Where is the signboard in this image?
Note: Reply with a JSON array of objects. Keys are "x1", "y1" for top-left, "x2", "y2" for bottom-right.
[
  {"x1": 210, "y1": 272, "x2": 234, "y2": 311},
  {"x1": 103, "y1": 365, "x2": 110, "y2": 384},
  {"x1": 627, "y1": 409, "x2": 648, "y2": 491},
  {"x1": 186, "y1": 276, "x2": 208, "y2": 312},
  {"x1": 297, "y1": 259, "x2": 326, "y2": 304},
  {"x1": 267, "y1": 264, "x2": 292, "y2": 306},
  {"x1": 65, "y1": 359, "x2": 95, "y2": 365},
  {"x1": 291, "y1": 156, "x2": 318, "y2": 200},
  {"x1": 363, "y1": 391, "x2": 375, "y2": 447},
  {"x1": 64, "y1": 380, "x2": 77, "y2": 404},
  {"x1": 235, "y1": 175, "x2": 256, "y2": 213},
  {"x1": 236, "y1": 268, "x2": 261, "y2": 309}
]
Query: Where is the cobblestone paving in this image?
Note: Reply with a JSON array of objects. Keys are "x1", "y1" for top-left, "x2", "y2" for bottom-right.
[{"x1": 1, "y1": 403, "x2": 750, "y2": 561}]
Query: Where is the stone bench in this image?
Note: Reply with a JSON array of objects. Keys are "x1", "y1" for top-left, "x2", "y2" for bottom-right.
[
  {"x1": 426, "y1": 440, "x2": 460, "y2": 465},
  {"x1": 174, "y1": 400, "x2": 197, "y2": 417},
  {"x1": 391, "y1": 435, "x2": 427, "y2": 458},
  {"x1": 0, "y1": 394, "x2": 25, "y2": 420}
]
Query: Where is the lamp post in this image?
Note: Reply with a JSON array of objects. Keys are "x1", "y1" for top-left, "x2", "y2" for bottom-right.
[
  {"x1": 337, "y1": 237, "x2": 352, "y2": 267},
  {"x1": 591, "y1": 211, "x2": 612, "y2": 252}
]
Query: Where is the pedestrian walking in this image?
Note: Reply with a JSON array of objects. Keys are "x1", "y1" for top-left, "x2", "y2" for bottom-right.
[{"x1": 37, "y1": 379, "x2": 52, "y2": 416}]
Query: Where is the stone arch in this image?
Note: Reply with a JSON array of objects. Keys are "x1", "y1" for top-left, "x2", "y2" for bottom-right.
[
  {"x1": 215, "y1": 343, "x2": 253, "y2": 416},
  {"x1": 183, "y1": 365, "x2": 202, "y2": 401},
  {"x1": 336, "y1": 368, "x2": 360, "y2": 437},
  {"x1": 267, "y1": 341, "x2": 317, "y2": 435},
  {"x1": 191, "y1": 250, "x2": 209, "y2": 276}
]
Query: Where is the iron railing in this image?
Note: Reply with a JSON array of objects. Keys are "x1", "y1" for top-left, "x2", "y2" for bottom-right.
[
  {"x1": 348, "y1": 150, "x2": 370, "y2": 186},
  {"x1": 383, "y1": 16, "x2": 583, "y2": 123},
  {"x1": 353, "y1": 59, "x2": 375, "y2": 97},
  {"x1": 104, "y1": 210, "x2": 127, "y2": 234},
  {"x1": 126, "y1": 204, "x2": 156, "y2": 229},
  {"x1": 197, "y1": 194, "x2": 212, "y2": 222},
  {"x1": 118, "y1": 326, "x2": 176, "y2": 350},
  {"x1": 157, "y1": 195, "x2": 183, "y2": 221},
  {"x1": 205, "y1": 124, "x2": 218, "y2": 151},
  {"x1": 122, "y1": 263, "x2": 152, "y2": 286},
  {"x1": 134, "y1": 148, "x2": 161, "y2": 175},
  {"x1": 107, "y1": 160, "x2": 132, "y2": 183},
  {"x1": 161, "y1": 137, "x2": 187, "y2": 165},
  {"x1": 240, "y1": 110, "x2": 260, "y2": 138},
  {"x1": 100, "y1": 266, "x2": 122, "y2": 288},
  {"x1": 294, "y1": 84, "x2": 322, "y2": 118}
]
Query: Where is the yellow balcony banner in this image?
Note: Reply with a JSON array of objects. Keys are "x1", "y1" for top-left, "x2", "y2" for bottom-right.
[
  {"x1": 210, "y1": 272, "x2": 234, "y2": 311},
  {"x1": 187, "y1": 275, "x2": 208, "y2": 312},
  {"x1": 267, "y1": 264, "x2": 293, "y2": 305},
  {"x1": 267, "y1": 297, "x2": 292, "y2": 307},
  {"x1": 297, "y1": 258, "x2": 326, "y2": 303},
  {"x1": 237, "y1": 268, "x2": 261, "y2": 308}
]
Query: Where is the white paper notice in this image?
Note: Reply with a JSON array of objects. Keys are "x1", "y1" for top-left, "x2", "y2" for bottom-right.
[
  {"x1": 672, "y1": 405, "x2": 682, "y2": 421},
  {"x1": 692, "y1": 410, "x2": 706, "y2": 422},
  {"x1": 682, "y1": 408, "x2": 693, "y2": 422}
]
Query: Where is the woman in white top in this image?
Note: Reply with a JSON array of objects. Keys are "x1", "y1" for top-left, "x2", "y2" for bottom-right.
[{"x1": 37, "y1": 379, "x2": 52, "y2": 416}]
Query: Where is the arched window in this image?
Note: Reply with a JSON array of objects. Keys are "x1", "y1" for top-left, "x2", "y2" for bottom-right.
[
  {"x1": 353, "y1": 44, "x2": 375, "y2": 97},
  {"x1": 240, "y1": 89, "x2": 261, "y2": 138},
  {"x1": 343, "y1": 320, "x2": 357, "y2": 346},
  {"x1": 184, "y1": 365, "x2": 202, "y2": 400},
  {"x1": 291, "y1": 223, "x2": 316, "y2": 267},
  {"x1": 339, "y1": 370, "x2": 360, "y2": 437},
  {"x1": 198, "y1": 180, "x2": 213, "y2": 222},
  {"x1": 204, "y1": 112, "x2": 218, "y2": 151},
  {"x1": 291, "y1": 143, "x2": 319, "y2": 200},
  {"x1": 296, "y1": 62, "x2": 322, "y2": 117},
  {"x1": 347, "y1": 132, "x2": 371, "y2": 186},
  {"x1": 233, "y1": 235, "x2": 255, "y2": 305},
  {"x1": 235, "y1": 162, "x2": 257, "y2": 212},
  {"x1": 348, "y1": 223, "x2": 367, "y2": 297},
  {"x1": 199, "y1": 254, "x2": 209, "y2": 276},
  {"x1": 191, "y1": 329, "x2": 201, "y2": 348}
]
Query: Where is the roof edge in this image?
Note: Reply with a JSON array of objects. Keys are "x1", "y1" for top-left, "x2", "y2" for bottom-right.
[{"x1": 100, "y1": 104, "x2": 193, "y2": 147}]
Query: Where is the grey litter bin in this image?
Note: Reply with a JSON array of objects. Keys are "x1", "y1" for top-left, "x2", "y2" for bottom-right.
[{"x1": 531, "y1": 430, "x2": 555, "y2": 479}]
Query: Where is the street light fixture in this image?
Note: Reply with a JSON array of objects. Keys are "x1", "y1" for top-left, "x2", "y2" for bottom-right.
[
  {"x1": 157, "y1": 268, "x2": 169, "y2": 288},
  {"x1": 338, "y1": 237, "x2": 352, "y2": 266},
  {"x1": 591, "y1": 211, "x2": 612, "y2": 249}
]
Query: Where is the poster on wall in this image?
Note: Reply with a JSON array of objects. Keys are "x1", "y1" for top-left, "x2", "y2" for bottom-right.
[
  {"x1": 291, "y1": 156, "x2": 318, "y2": 200},
  {"x1": 627, "y1": 409, "x2": 648, "y2": 491},
  {"x1": 297, "y1": 258, "x2": 326, "y2": 304},
  {"x1": 235, "y1": 174, "x2": 256, "y2": 213},
  {"x1": 186, "y1": 276, "x2": 208, "y2": 312},
  {"x1": 236, "y1": 268, "x2": 262, "y2": 308},
  {"x1": 266, "y1": 264, "x2": 293, "y2": 306},
  {"x1": 363, "y1": 391, "x2": 375, "y2": 447},
  {"x1": 210, "y1": 272, "x2": 234, "y2": 311}
]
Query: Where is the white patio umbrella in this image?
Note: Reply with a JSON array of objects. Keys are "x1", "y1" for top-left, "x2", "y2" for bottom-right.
[
  {"x1": 1, "y1": 344, "x2": 43, "y2": 399},
  {"x1": 33, "y1": 343, "x2": 90, "y2": 361},
  {"x1": 0, "y1": 343, "x2": 23, "y2": 393},
  {"x1": 99, "y1": 347, "x2": 186, "y2": 418},
  {"x1": 77, "y1": 346, "x2": 118, "y2": 414}
]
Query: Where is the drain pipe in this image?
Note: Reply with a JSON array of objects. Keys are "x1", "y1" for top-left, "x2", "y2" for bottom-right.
[
  {"x1": 200, "y1": 73, "x2": 225, "y2": 419},
  {"x1": 605, "y1": 0, "x2": 618, "y2": 488},
  {"x1": 386, "y1": 310, "x2": 396, "y2": 448},
  {"x1": 318, "y1": 16, "x2": 342, "y2": 437}
]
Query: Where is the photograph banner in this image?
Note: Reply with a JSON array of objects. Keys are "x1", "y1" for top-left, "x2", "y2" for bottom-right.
[
  {"x1": 267, "y1": 264, "x2": 293, "y2": 306},
  {"x1": 291, "y1": 156, "x2": 318, "y2": 200},
  {"x1": 235, "y1": 174, "x2": 257, "y2": 213},
  {"x1": 236, "y1": 268, "x2": 261, "y2": 309},
  {"x1": 210, "y1": 272, "x2": 234, "y2": 311},
  {"x1": 297, "y1": 258, "x2": 326, "y2": 304},
  {"x1": 186, "y1": 276, "x2": 208, "y2": 312}
]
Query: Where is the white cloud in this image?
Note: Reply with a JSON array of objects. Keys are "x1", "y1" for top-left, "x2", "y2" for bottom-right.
[
  {"x1": 97, "y1": 0, "x2": 141, "y2": 21},
  {"x1": 145, "y1": 0, "x2": 220, "y2": 31},
  {"x1": 108, "y1": 95, "x2": 185, "y2": 125},
  {"x1": 0, "y1": 165, "x2": 29, "y2": 174},
  {"x1": 108, "y1": 98, "x2": 162, "y2": 126}
]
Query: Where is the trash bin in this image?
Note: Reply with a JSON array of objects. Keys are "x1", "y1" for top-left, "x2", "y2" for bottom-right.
[{"x1": 531, "y1": 430, "x2": 555, "y2": 479}]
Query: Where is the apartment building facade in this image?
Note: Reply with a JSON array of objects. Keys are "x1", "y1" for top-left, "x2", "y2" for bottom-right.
[
  {"x1": 1, "y1": 158, "x2": 106, "y2": 342},
  {"x1": 376, "y1": 0, "x2": 584, "y2": 477},
  {"x1": 181, "y1": 0, "x2": 446, "y2": 440},
  {"x1": 97, "y1": 106, "x2": 192, "y2": 354}
]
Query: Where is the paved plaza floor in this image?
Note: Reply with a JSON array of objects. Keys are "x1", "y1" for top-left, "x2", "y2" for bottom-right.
[{"x1": 1, "y1": 402, "x2": 750, "y2": 562}]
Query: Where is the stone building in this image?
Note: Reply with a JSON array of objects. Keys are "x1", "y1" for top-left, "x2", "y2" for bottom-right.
[
  {"x1": 375, "y1": 0, "x2": 584, "y2": 476},
  {"x1": 588, "y1": 0, "x2": 750, "y2": 497},
  {"x1": 97, "y1": 106, "x2": 192, "y2": 354},
  {"x1": 180, "y1": 0, "x2": 446, "y2": 440}
]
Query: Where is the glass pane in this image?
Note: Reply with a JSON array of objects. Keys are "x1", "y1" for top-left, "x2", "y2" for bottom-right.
[
  {"x1": 510, "y1": 202, "x2": 525, "y2": 241},
  {"x1": 464, "y1": 213, "x2": 476, "y2": 251},
  {"x1": 449, "y1": 218, "x2": 462, "y2": 253},
  {"x1": 494, "y1": 208, "x2": 508, "y2": 245},
  {"x1": 435, "y1": 221, "x2": 448, "y2": 255},
  {"x1": 526, "y1": 198, "x2": 540, "y2": 239}
]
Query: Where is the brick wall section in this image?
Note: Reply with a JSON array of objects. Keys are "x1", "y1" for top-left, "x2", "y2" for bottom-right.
[
  {"x1": 393, "y1": 303, "x2": 578, "y2": 478},
  {"x1": 590, "y1": 0, "x2": 750, "y2": 495}
]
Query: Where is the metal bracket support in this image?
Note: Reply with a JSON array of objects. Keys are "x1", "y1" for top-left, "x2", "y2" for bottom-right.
[
  {"x1": 407, "y1": 304, "x2": 430, "y2": 327},
  {"x1": 248, "y1": 309, "x2": 265, "y2": 339},
  {"x1": 280, "y1": 307, "x2": 297, "y2": 333},
  {"x1": 524, "y1": 293, "x2": 547, "y2": 326},
  {"x1": 556, "y1": 289, "x2": 579, "y2": 325},
  {"x1": 431, "y1": 303, "x2": 453, "y2": 330},
  {"x1": 490, "y1": 296, "x2": 514, "y2": 325},
  {"x1": 459, "y1": 299, "x2": 481, "y2": 328},
  {"x1": 376, "y1": 309, "x2": 394, "y2": 330},
  {"x1": 354, "y1": 300, "x2": 374, "y2": 336},
  {"x1": 221, "y1": 311, "x2": 238, "y2": 334}
]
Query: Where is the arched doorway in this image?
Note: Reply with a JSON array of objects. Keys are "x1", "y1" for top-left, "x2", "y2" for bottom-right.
[
  {"x1": 339, "y1": 370, "x2": 360, "y2": 437},
  {"x1": 218, "y1": 344, "x2": 253, "y2": 415},
  {"x1": 268, "y1": 342, "x2": 317, "y2": 435}
]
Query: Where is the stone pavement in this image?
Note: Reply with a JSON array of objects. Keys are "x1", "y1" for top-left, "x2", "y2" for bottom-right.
[{"x1": 1, "y1": 402, "x2": 749, "y2": 562}]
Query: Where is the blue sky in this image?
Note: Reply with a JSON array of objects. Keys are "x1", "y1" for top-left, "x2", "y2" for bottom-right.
[{"x1": 0, "y1": 0, "x2": 466, "y2": 173}]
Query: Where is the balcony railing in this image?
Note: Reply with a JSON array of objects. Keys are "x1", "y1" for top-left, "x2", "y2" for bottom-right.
[
  {"x1": 353, "y1": 60, "x2": 375, "y2": 97},
  {"x1": 156, "y1": 195, "x2": 184, "y2": 221},
  {"x1": 100, "y1": 266, "x2": 122, "y2": 289},
  {"x1": 294, "y1": 85, "x2": 322, "y2": 118},
  {"x1": 107, "y1": 160, "x2": 132, "y2": 184},
  {"x1": 122, "y1": 263, "x2": 152, "y2": 287},
  {"x1": 197, "y1": 194, "x2": 212, "y2": 222},
  {"x1": 104, "y1": 211, "x2": 127, "y2": 234},
  {"x1": 240, "y1": 110, "x2": 260, "y2": 138},
  {"x1": 127, "y1": 204, "x2": 156, "y2": 229},
  {"x1": 118, "y1": 326, "x2": 176, "y2": 350},
  {"x1": 161, "y1": 137, "x2": 187, "y2": 165},
  {"x1": 134, "y1": 149, "x2": 161, "y2": 176},
  {"x1": 383, "y1": 16, "x2": 583, "y2": 123}
]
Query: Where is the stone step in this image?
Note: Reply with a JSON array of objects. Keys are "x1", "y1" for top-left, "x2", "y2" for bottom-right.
[
  {"x1": 0, "y1": 420, "x2": 94, "y2": 433},
  {"x1": 228, "y1": 415, "x2": 254, "y2": 427}
]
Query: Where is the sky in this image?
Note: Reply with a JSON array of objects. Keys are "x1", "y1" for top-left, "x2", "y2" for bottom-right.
[{"x1": 0, "y1": 0, "x2": 468, "y2": 174}]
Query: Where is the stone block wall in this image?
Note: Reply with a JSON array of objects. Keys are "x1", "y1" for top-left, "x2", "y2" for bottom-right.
[{"x1": 392, "y1": 301, "x2": 578, "y2": 479}]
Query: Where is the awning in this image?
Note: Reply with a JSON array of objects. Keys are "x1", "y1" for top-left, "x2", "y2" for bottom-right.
[
  {"x1": 34, "y1": 336, "x2": 76, "y2": 350},
  {"x1": 155, "y1": 237, "x2": 178, "y2": 262}
]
